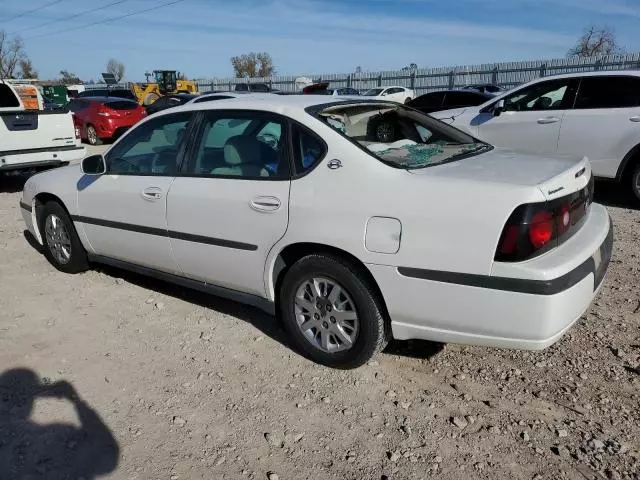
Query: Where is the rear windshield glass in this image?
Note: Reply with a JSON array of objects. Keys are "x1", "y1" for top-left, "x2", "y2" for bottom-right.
[
  {"x1": 362, "y1": 88, "x2": 384, "y2": 96},
  {"x1": 0, "y1": 84, "x2": 21, "y2": 108},
  {"x1": 312, "y1": 102, "x2": 491, "y2": 169},
  {"x1": 107, "y1": 100, "x2": 138, "y2": 110}
]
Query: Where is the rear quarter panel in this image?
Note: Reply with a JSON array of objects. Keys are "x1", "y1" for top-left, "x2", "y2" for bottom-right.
[{"x1": 264, "y1": 110, "x2": 545, "y2": 299}]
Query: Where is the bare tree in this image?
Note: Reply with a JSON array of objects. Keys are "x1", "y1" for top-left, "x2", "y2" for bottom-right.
[
  {"x1": 231, "y1": 52, "x2": 275, "y2": 78},
  {"x1": 18, "y1": 59, "x2": 37, "y2": 79},
  {"x1": 402, "y1": 63, "x2": 418, "y2": 71},
  {"x1": 0, "y1": 30, "x2": 27, "y2": 78},
  {"x1": 59, "y1": 70, "x2": 81, "y2": 84},
  {"x1": 106, "y1": 58, "x2": 125, "y2": 82},
  {"x1": 355, "y1": 66, "x2": 362, "y2": 73},
  {"x1": 568, "y1": 26, "x2": 625, "y2": 57}
]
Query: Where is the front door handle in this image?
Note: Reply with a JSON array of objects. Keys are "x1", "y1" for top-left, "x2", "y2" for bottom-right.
[
  {"x1": 537, "y1": 117, "x2": 560, "y2": 124},
  {"x1": 630, "y1": 116, "x2": 640, "y2": 123},
  {"x1": 250, "y1": 196, "x2": 281, "y2": 212},
  {"x1": 141, "y1": 187, "x2": 163, "y2": 201}
]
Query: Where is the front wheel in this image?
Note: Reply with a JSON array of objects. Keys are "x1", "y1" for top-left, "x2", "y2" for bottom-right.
[
  {"x1": 279, "y1": 254, "x2": 389, "y2": 369},
  {"x1": 404, "y1": 97, "x2": 412, "y2": 104},
  {"x1": 39, "y1": 202, "x2": 89, "y2": 274}
]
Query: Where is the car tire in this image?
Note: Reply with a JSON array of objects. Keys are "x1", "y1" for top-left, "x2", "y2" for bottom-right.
[
  {"x1": 39, "y1": 201, "x2": 89, "y2": 274},
  {"x1": 279, "y1": 254, "x2": 390, "y2": 369},
  {"x1": 631, "y1": 162, "x2": 640, "y2": 203},
  {"x1": 404, "y1": 97, "x2": 412, "y2": 104},
  {"x1": 86, "y1": 124, "x2": 102, "y2": 146}
]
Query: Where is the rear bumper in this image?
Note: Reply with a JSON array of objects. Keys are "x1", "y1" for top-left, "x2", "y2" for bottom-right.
[
  {"x1": 0, "y1": 146, "x2": 85, "y2": 171},
  {"x1": 97, "y1": 118, "x2": 137, "y2": 139},
  {"x1": 369, "y1": 204, "x2": 612, "y2": 350}
]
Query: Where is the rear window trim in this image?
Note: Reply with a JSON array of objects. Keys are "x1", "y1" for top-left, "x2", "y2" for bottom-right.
[{"x1": 305, "y1": 100, "x2": 491, "y2": 171}]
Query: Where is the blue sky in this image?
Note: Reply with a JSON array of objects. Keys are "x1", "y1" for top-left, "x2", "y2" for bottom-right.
[{"x1": 1, "y1": 0, "x2": 639, "y2": 81}]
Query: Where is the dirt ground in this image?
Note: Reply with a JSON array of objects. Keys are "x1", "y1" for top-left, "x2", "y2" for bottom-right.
[{"x1": 0, "y1": 164, "x2": 639, "y2": 480}]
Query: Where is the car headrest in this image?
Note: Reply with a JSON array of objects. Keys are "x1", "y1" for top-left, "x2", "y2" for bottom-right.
[{"x1": 224, "y1": 135, "x2": 261, "y2": 166}]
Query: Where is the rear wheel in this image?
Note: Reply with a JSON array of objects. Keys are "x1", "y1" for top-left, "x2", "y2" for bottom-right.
[
  {"x1": 86, "y1": 124, "x2": 102, "y2": 145},
  {"x1": 39, "y1": 202, "x2": 89, "y2": 274},
  {"x1": 404, "y1": 97, "x2": 412, "y2": 104},
  {"x1": 279, "y1": 254, "x2": 389, "y2": 369},
  {"x1": 631, "y1": 163, "x2": 640, "y2": 202}
]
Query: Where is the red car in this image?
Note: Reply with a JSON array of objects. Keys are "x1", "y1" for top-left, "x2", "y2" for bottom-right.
[{"x1": 67, "y1": 96, "x2": 146, "y2": 145}]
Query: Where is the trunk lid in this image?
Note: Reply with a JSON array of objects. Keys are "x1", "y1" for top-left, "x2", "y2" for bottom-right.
[{"x1": 412, "y1": 147, "x2": 592, "y2": 200}]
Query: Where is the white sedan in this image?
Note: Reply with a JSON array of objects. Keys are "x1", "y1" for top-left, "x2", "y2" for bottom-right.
[
  {"x1": 20, "y1": 96, "x2": 612, "y2": 368},
  {"x1": 361, "y1": 86, "x2": 415, "y2": 104}
]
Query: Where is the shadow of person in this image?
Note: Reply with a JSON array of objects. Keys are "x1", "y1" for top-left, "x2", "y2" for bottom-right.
[{"x1": 0, "y1": 368, "x2": 119, "y2": 480}]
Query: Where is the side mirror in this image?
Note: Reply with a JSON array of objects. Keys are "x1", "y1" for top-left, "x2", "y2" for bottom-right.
[
  {"x1": 381, "y1": 91, "x2": 388, "y2": 96},
  {"x1": 81, "y1": 154, "x2": 106, "y2": 175},
  {"x1": 493, "y1": 99, "x2": 505, "y2": 117}
]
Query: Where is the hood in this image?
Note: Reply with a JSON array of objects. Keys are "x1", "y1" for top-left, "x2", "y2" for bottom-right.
[{"x1": 410, "y1": 147, "x2": 591, "y2": 201}]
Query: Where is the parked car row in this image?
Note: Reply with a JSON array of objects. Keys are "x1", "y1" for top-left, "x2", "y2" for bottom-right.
[
  {"x1": 20, "y1": 73, "x2": 616, "y2": 367},
  {"x1": 432, "y1": 71, "x2": 640, "y2": 200}
]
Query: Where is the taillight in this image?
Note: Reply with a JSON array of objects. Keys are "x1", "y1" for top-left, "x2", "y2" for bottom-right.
[
  {"x1": 529, "y1": 210, "x2": 554, "y2": 249},
  {"x1": 495, "y1": 180, "x2": 592, "y2": 262}
]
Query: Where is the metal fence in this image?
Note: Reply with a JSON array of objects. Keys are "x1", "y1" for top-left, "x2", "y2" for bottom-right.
[{"x1": 193, "y1": 52, "x2": 640, "y2": 94}]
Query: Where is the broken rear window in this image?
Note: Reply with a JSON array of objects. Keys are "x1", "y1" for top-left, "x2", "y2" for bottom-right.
[{"x1": 311, "y1": 102, "x2": 491, "y2": 169}]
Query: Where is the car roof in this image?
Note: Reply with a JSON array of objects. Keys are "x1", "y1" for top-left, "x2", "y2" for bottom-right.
[
  {"x1": 524, "y1": 69, "x2": 640, "y2": 84},
  {"x1": 171, "y1": 95, "x2": 399, "y2": 115},
  {"x1": 76, "y1": 96, "x2": 138, "y2": 103}
]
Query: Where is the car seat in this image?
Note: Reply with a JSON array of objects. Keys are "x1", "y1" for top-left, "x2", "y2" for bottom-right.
[
  {"x1": 211, "y1": 135, "x2": 269, "y2": 177},
  {"x1": 151, "y1": 127, "x2": 186, "y2": 173},
  {"x1": 532, "y1": 96, "x2": 553, "y2": 110}
]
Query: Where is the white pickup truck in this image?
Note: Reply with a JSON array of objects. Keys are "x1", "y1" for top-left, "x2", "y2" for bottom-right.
[{"x1": 1, "y1": 80, "x2": 85, "y2": 174}]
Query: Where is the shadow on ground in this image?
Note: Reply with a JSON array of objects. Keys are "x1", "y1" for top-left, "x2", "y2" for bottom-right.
[
  {"x1": 23, "y1": 231, "x2": 446, "y2": 364},
  {"x1": 0, "y1": 368, "x2": 119, "y2": 480},
  {"x1": 594, "y1": 180, "x2": 639, "y2": 210},
  {"x1": 0, "y1": 175, "x2": 28, "y2": 194}
]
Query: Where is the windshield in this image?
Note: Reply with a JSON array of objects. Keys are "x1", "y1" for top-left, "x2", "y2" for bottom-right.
[
  {"x1": 312, "y1": 102, "x2": 490, "y2": 169},
  {"x1": 362, "y1": 88, "x2": 384, "y2": 96}
]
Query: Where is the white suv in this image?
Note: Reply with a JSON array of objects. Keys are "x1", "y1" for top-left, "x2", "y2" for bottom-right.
[{"x1": 432, "y1": 71, "x2": 640, "y2": 200}]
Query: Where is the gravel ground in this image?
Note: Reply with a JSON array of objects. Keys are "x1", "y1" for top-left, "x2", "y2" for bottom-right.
[{"x1": 0, "y1": 169, "x2": 638, "y2": 480}]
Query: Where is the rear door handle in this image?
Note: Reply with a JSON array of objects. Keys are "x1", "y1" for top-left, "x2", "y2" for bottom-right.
[
  {"x1": 630, "y1": 116, "x2": 640, "y2": 123},
  {"x1": 537, "y1": 117, "x2": 560, "y2": 124},
  {"x1": 141, "y1": 187, "x2": 163, "y2": 201},
  {"x1": 250, "y1": 196, "x2": 281, "y2": 212}
]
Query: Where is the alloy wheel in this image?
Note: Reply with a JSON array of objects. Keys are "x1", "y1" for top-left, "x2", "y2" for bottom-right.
[
  {"x1": 44, "y1": 214, "x2": 72, "y2": 265},
  {"x1": 294, "y1": 277, "x2": 359, "y2": 353}
]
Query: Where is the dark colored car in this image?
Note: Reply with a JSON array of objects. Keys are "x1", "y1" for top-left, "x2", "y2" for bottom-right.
[
  {"x1": 77, "y1": 88, "x2": 138, "y2": 102},
  {"x1": 145, "y1": 93, "x2": 198, "y2": 115},
  {"x1": 460, "y1": 84, "x2": 504, "y2": 94},
  {"x1": 408, "y1": 89, "x2": 495, "y2": 114},
  {"x1": 67, "y1": 97, "x2": 147, "y2": 145},
  {"x1": 234, "y1": 83, "x2": 277, "y2": 93}
]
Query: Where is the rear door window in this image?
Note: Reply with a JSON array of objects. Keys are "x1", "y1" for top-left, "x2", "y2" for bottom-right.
[
  {"x1": 186, "y1": 111, "x2": 289, "y2": 178},
  {"x1": 574, "y1": 76, "x2": 640, "y2": 109},
  {"x1": 291, "y1": 124, "x2": 326, "y2": 175}
]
